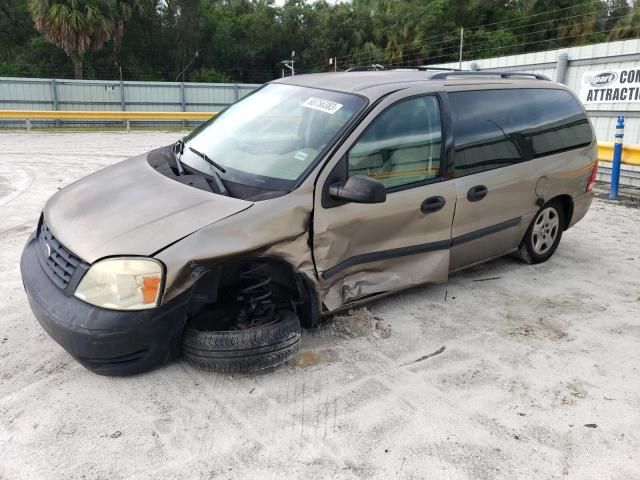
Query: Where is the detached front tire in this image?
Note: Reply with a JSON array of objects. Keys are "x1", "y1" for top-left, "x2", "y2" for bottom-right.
[
  {"x1": 518, "y1": 200, "x2": 564, "y2": 264},
  {"x1": 182, "y1": 310, "x2": 301, "y2": 373}
]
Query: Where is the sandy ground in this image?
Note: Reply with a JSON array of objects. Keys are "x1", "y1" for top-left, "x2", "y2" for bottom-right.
[{"x1": 1, "y1": 131, "x2": 639, "y2": 480}]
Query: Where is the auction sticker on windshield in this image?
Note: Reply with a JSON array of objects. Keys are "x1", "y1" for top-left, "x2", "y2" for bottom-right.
[{"x1": 302, "y1": 97, "x2": 343, "y2": 114}]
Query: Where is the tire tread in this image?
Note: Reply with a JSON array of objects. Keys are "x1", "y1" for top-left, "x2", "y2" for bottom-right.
[{"x1": 182, "y1": 311, "x2": 301, "y2": 373}]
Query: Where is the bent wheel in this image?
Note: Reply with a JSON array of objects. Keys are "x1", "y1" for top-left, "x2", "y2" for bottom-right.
[
  {"x1": 182, "y1": 310, "x2": 301, "y2": 373},
  {"x1": 517, "y1": 201, "x2": 564, "y2": 265}
]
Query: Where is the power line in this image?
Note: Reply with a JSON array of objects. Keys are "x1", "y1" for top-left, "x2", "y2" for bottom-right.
[
  {"x1": 322, "y1": 10, "x2": 626, "y2": 72},
  {"x1": 300, "y1": 12, "x2": 628, "y2": 74},
  {"x1": 453, "y1": 0, "x2": 607, "y2": 32},
  {"x1": 303, "y1": 0, "x2": 607, "y2": 71},
  {"x1": 414, "y1": 20, "x2": 631, "y2": 66},
  {"x1": 301, "y1": 1, "x2": 625, "y2": 73},
  {"x1": 394, "y1": 4, "x2": 616, "y2": 58},
  {"x1": 390, "y1": 11, "x2": 628, "y2": 67}
]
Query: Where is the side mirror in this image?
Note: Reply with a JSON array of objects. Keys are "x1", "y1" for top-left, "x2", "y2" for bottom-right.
[{"x1": 329, "y1": 175, "x2": 386, "y2": 204}]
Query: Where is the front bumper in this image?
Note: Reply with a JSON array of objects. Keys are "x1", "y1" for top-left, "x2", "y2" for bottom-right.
[{"x1": 20, "y1": 233, "x2": 191, "y2": 376}]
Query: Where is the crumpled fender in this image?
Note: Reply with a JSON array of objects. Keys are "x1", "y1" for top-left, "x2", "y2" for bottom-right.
[{"x1": 155, "y1": 186, "x2": 317, "y2": 303}]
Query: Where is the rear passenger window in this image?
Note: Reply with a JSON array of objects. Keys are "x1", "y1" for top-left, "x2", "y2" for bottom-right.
[
  {"x1": 348, "y1": 96, "x2": 442, "y2": 189},
  {"x1": 450, "y1": 89, "x2": 593, "y2": 177}
]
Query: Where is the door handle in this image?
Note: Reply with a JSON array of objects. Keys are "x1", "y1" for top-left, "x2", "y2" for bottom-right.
[
  {"x1": 467, "y1": 185, "x2": 488, "y2": 202},
  {"x1": 421, "y1": 196, "x2": 446, "y2": 214}
]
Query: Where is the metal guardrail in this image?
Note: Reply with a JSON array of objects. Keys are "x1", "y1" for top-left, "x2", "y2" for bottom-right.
[
  {"x1": 597, "y1": 162, "x2": 640, "y2": 188},
  {"x1": 0, "y1": 77, "x2": 259, "y2": 112},
  {"x1": 0, "y1": 110, "x2": 216, "y2": 120},
  {"x1": 0, "y1": 109, "x2": 217, "y2": 130},
  {"x1": 597, "y1": 141, "x2": 640, "y2": 167}
]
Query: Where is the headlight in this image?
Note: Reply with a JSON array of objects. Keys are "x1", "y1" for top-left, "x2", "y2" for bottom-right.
[{"x1": 74, "y1": 258, "x2": 164, "y2": 310}]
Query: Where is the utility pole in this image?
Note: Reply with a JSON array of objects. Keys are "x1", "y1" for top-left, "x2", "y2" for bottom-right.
[
  {"x1": 281, "y1": 50, "x2": 296, "y2": 77},
  {"x1": 176, "y1": 50, "x2": 199, "y2": 82},
  {"x1": 459, "y1": 27, "x2": 464, "y2": 70}
]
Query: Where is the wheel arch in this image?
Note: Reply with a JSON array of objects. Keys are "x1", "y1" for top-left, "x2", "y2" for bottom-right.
[
  {"x1": 548, "y1": 194, "x2": 574, "y2": 230},
  {"x1": 185, "y1": 256, "x2": 322, "y2": 330}
]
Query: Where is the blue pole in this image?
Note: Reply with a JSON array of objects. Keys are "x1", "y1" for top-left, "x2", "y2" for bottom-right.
[{"x1": 609, "y1": 115, "x2": 624, "y2": 200}]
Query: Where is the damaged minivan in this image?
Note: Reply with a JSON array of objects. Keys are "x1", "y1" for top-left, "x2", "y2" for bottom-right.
[{"x1": 20, "y1": 71, "x2": 597, "y2": 375}]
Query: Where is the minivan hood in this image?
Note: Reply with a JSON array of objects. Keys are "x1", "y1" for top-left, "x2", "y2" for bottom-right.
[{"x1": 44, "y1": 153, "x2": 253, "y2": 264}]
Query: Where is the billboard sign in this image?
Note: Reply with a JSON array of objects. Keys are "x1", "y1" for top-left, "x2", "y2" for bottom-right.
[{"x1": 579, "y1": 68, "x2": 640, "y2": 104}]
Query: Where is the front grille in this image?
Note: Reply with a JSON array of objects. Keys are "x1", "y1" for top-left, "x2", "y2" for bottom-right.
[{"x1": 38, "y1": 220, "x2": 81, "y2": 290}]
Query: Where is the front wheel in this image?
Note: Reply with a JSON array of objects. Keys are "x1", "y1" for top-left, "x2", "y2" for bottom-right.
[
  {"x1": 183, "y1": 310, "x2": 301, "y2": 373},
  {"x1": 517, "y1": 201, "x2": 564, "y2": 265}
]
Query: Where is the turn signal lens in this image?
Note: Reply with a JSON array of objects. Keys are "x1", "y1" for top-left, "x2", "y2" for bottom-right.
[
  {"x1": 74, "y1": 258, "x2": 164, "y2": 310},
  {"x1": 142, "y1": 277, "x2": 162, "y2": 304}
]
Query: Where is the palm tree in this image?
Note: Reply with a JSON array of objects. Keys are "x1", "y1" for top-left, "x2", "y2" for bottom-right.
[{"x1": 28, "y1": 0, "x2": 114, "y2": 79}]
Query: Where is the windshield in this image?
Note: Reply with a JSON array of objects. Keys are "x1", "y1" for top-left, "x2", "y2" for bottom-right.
[{"x1": 181, "y1": 84, "x2": 366, "y2": 190}]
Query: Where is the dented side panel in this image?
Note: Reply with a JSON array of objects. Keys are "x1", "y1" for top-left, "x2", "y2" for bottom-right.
[
  {"x1": 313, "y1": 179, "x2": 456, "y2": 310},
  {"x1": 310, "y1": 87, "x2": 457, "y2": 311},
  {"x1": 320, "y1": 250, "x2": 450, "y2": 311}
]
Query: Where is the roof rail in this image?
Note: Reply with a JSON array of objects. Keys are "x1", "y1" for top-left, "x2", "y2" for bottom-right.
[
  {"x1": 345, "y1": 64, "x2": 385, "y2": 72},
  {"x1": 430, "y1": 71, "x2": 550, "y2": 80},
  {"x1": 344, "y1": 65, "x2": 462, "y2": 72},
  {"x1": 416, "y1": 66, "x2": 462, "y2": 71}
]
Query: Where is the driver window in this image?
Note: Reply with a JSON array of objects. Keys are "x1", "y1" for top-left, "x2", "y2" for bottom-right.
[{"x1": 347, "y1": 96, "x2": 442, "y2": 189}]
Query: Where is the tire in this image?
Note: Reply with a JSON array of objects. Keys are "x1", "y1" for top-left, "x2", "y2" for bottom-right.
[
  {"x1": 182, "y1": 310, "x2": 301, "y2": 373},
  {"x1": 517, "y1": 200, "x2": 565, "y2": 265}
]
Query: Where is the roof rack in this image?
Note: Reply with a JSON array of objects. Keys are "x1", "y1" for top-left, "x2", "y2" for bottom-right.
[
  {"x1": 345, "y1": 64, "x2": 385, "y2": 72},
  {"x1": 345, "y1": 65, "x2": 462, "y2": 72},
  {"x1": 429, "y1": 71, "x2": 550, "y2": 81},
  {"x1": 415, "y1": 66, "x2": 462, "y2": 71}
]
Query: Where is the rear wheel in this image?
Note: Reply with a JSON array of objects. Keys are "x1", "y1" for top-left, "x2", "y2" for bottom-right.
[{"x1": 518, "y1": 201, "x2": 564, "y2": 265}]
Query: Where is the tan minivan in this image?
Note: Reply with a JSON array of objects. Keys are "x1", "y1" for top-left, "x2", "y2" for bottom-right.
[{"x1": 20, "y1": 71, "x2": 598, "y2": 375}]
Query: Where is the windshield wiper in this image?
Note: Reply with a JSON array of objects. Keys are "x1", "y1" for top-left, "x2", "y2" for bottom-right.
[
  {"x1": 188, "y1": 147, "x2": 228, "y2": 196},
  {"x1": 172, "y1": 138, "x2": 186, "y2": 175},
  {"x1": 189, "y1": 147, "x2": 226, "y2": 173}
]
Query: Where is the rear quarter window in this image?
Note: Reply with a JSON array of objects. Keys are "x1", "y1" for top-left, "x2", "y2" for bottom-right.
[{"x1": 449, "y1": 88, "x2": 594, "y2": 177}]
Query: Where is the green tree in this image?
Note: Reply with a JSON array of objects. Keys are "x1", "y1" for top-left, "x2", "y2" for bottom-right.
[
  {"x1": 28, "y1": 0, "x2": 114, "y2": 79},
  {"x1": 109, "y1": 0, "x2": 157, "y2": 73},
  {"x1": 1, "y1": 0, "x2": 636, "y2": 82},
  {"x1": 607, "y1": 0, "x2": 639, "y2": 40}
]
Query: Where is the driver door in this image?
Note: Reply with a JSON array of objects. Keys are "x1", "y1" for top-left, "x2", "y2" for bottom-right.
[{"x1": 312, "y1": 90, "x2": 456, "y2": 310}]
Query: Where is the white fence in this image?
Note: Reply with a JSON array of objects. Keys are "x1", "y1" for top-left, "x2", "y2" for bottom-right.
[{"x1": 0, "y1": 78, "x2": 260, "y2": 127}]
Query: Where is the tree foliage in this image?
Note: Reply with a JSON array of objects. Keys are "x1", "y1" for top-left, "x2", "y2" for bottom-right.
[
  {"x1": 0, "y1": 0, "x2": 637, "y2": 82},
  {"x1": 28, "y1": 0, "x2": 115, "y2": 78}
]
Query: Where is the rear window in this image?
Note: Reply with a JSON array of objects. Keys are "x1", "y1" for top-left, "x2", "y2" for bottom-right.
[{"x1": 449, "y1": 88, "x2": 594, "y2": 177}]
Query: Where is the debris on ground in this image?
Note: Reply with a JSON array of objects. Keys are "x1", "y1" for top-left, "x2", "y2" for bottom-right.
[
  {"x1": 319, "y1": 307, "x2": 392, "y2": 339},
  {"x1": 402, "y1": 346, "x2": 446, "y2": 366}
]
